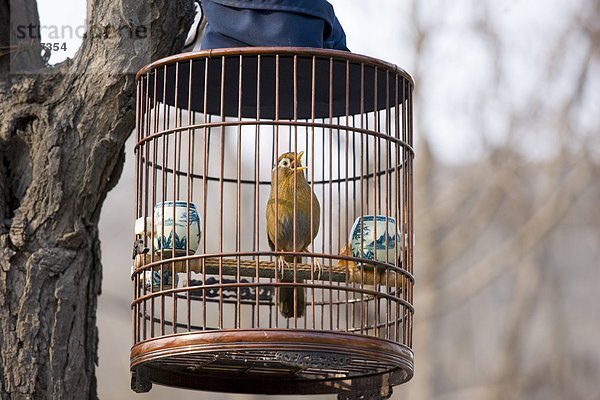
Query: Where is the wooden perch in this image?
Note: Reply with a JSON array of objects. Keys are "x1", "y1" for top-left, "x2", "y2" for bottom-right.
[
  {"x1": 133, "y1": 254, "x2": 348, "y2": 282},
  {"x1": 133, "y1": 252, "x2": 404, "y2": 287}
]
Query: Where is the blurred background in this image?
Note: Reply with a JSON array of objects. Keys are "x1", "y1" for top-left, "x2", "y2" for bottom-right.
[{"x1": 90, "y1": 0, "x2": 600, "y2": 398}]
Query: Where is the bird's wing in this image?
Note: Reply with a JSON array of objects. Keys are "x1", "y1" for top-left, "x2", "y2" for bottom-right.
[
  {"x1": 312, "y1": 193, "x2": 321, "y2": 241},
  {"x1": 266, "y1": 199, "x2": 276, "y2": 251},
  {"x1": 267, "y1": 231, "x2": 275, "y2": 251},
  {"x1": 266, "y1": 198, "x2": 296, "y2": 251}
]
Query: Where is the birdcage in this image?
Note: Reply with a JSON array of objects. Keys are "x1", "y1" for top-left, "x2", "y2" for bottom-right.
[{"x1": 131, "y1": 47, "x2": 414, "y2": 399}]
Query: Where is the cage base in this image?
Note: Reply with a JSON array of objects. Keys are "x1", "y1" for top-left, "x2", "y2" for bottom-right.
[{"x1": 130, "y1": 329, "x2": 413, "y2": 395}]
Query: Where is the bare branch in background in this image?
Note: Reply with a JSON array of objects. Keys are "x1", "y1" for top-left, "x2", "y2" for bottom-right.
[{"x1": 400, "y1": 0, "x2": 600, "y2": 399}]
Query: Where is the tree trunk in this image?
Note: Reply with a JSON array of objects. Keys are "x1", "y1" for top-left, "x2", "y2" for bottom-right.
[{"x1": 0, "y1": 0, "x2": 194, "y2": 398}]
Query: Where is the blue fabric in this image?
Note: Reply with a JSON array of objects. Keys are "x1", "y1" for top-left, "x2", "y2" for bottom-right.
[{"x1": 200, "y1": 0, "x2": 349, "y2": 51}]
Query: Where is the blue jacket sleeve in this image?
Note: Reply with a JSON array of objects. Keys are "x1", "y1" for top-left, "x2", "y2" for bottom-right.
[{"x1": 200, "y1": 0, "x2": 349, "y2": 51}]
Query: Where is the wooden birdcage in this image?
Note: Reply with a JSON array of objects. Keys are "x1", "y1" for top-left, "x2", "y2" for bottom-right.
[{"x1": 131, "y1": 47, "x2": 414, "y2": 399}]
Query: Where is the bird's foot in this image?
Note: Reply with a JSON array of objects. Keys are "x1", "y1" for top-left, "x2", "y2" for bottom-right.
[
  {"x1": 312, "y1": 258, "x2": 323, "y2": 281},
  {"x1": 276, "y1": 257, "x2": 289, "y2": 279}
]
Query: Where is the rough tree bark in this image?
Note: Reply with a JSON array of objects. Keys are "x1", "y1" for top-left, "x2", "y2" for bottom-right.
[{"x1": 0, "y1": 0, "x2": 194, "y2": 398}]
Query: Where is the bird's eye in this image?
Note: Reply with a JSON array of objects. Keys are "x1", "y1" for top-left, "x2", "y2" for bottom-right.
[{"x1": 278, "y1": 158, "x2": 291, "y2": 168}]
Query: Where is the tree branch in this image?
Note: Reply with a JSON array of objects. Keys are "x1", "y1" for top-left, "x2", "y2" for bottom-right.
[{"x1": 420, "y1": 157, "x2": 594, "y2": 319}]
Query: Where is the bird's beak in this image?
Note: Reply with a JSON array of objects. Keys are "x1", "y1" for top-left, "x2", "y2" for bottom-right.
[{"x1": 295, "y1": 151, "x2": 308, "y2": 172}]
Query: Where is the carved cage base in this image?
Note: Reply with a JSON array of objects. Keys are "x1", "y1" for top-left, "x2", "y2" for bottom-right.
[{"x1": 130, "y1": 330, "x2": 413, "y2": 397}]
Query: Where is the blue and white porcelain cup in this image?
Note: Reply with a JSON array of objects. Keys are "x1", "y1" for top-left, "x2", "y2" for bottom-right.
[
  {"x1": 152, "y1": 201, "x2": 201, "y2": 255},
  {"x1": 348, "y1": 215, "x2": 400, "y2": 264},
  {"x1": 144, "y1": 269, "x2": 179, "y2": 291},
  {"x1": 134, "y1": 201, "x2": 202, "y2": 256}
]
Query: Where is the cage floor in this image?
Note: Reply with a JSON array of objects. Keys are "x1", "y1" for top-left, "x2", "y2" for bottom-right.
[{"x1": 130, "y1": 329, "x2": 413, "y2": 395}]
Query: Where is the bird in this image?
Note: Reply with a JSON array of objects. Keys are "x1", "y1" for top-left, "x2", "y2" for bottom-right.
[
  {"x1": 338, "y1": 243, "x2": 403, "y2": 288},
  {"x1": 267, "y1": 151, "x2": 320, "y2": 318}
]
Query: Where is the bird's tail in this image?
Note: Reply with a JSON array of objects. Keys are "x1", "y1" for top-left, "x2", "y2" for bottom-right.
[
  {"x1": 277, "y1": 255, "x2": 306, "y2": 318},
  {"x1": 278, "y1": 276, "x2": 305, "y2": 318}
]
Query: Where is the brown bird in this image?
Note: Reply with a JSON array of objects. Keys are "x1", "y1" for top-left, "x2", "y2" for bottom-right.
[
  {"x1": 267, "y1": 151, "x2": 320, "y2": 318},
  {"x1": 338, "y1": 243, "x2": 403, "y2": 288}
]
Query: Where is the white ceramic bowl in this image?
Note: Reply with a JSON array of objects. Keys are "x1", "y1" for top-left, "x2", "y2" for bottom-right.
[
  {"x1": 348, "y1": 215, "x2": 400, "y2": 264},
  {"x1": 152, "y1": 201, "x2": 201, "y2": 255},
  {"x1": 135, "y1": 201, "x2": 202, "y2": 255},
  {"x1": 144, "y1": 269, "x2": 178, "y2": 291}
]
